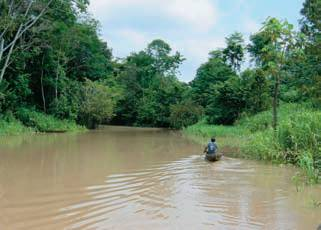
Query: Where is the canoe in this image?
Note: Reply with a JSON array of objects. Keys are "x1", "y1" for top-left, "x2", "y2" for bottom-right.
[{"x1": 205, "y1": 153, "x2": 222, "y2": 162}]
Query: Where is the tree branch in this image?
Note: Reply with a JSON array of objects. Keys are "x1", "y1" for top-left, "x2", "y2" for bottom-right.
[
  {"x1": 0, "y1": 39, "x2": 4, "y2": 63},
  {"x1": 0, "y1": 0, "x2": 54, "y2": 83},
  {"x1": 3, "y1": 0, "x2": 54, "y2": 53}
]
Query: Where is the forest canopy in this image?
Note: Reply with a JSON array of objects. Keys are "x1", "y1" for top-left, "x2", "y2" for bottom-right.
[{"x1": 0, "y1": 0, "x2": 320, "y2": 130}]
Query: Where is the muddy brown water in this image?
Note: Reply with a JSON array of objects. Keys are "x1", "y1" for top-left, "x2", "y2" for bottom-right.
[{"x1": 0, "y1": 126, "x2": 320, "y2": 229}]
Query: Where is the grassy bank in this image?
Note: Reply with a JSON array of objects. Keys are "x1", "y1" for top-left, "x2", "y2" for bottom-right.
[
  {"x1": 0, "y1": 109, "x2": 85, "y2": 136},
  {"x1": 184, "y1": 104, "x2": 321, "y2": 183},
  {"x1": 183, "y1": 119, "x2": 248, "y2": 156},
  {"x1": 0, "y1": 118, "x2": 33, "y2": 136}
]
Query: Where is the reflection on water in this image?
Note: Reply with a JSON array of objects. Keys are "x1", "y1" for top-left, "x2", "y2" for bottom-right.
[{"x1": 0, "y1": 126, "x2": 320, "y2": 229}]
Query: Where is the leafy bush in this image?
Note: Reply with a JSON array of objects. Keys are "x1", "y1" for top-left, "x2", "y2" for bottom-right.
[
  {"x1": 205, "y1": 69, "x2": 270, "y2": 125},
  {"x1": 205, "y1": 79, "x2": 245, "y2": 125},
  {"x1": 48, "y1": 80, "x2": 82, "y2": 121},
  {"x1": 240, "y1": 105, "x2": 321, "y2": 182},
  {"x1": 78, "y1": 80, "x2": 121, "y2": 129},
  {"x1": 169, "y1": 101, "x2": 203, "y2": 129},
  {"x1": 16, "y1": 108, "x2": 82, "y2": 132},
  {"x1": 0, "y1": 113, "x2": 32, "y2": 136}
]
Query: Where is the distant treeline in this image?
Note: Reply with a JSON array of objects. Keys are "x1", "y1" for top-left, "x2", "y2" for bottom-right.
[{"x1": 0, "y1": 0, "x2": 320, "y2": 130}]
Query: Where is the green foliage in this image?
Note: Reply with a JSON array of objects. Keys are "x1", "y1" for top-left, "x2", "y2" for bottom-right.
[
  {"x1": 240, "y1": 130, "x2": 281, "y2": 161},
  {"x1": 249, "y1": 17, "x2": 297, "y2": 69},
  {"x1": 48, "y1": 80, "x2": 82, "y2": 120},
  {"x1": 191, "y1": 50, "x2": 236, "y2": 108},
  {"x1": 298, "y1": 152, "x2": 319, "y2": 184},
  {"x1": 301, "y1": 0, "x2": 321, "y2": 47},
  {"x1": 0, "y1": 0, "x2": 320, "y2": 156},
  {"x1": 223, "y1": 32, "x2": 245, "y2": 71},
  {"x1": 277, "y1": 111, "x2": 320, "y2": 152},
  {"x1": 16, "y1": 108, "x2": 83, "y2": 132},
  {"x1": 300, "y1": 0, "x2": 321, "y2": 107},
  {"x1": 0, "y1": 114, "x2": 33, "y2": 136},
  {"x1": 183, "y1": 119, "x2": 249, "y2": 150},
  {"x1": 205, "y1": 69, "x2": 270, "y2": 125},
  {"x1": 240, "y1": 104, "x2": 321, "y2": 182},
  {"x1": 186, "y1": 103, "x2": 321, "y2": 183},
  {"x1": 240, "y1": 69, "x2": 271, "y2": 114},
  {"x1": 248, "y1": 17, "x2": 299, "y2": 130},
  {"x1": 205, "y1": 77, "x2": 245, "y2": 125},
  {"x1": 146, "y1": 39, "x2": 185, "y2": 75},
  {"x1": 191, "y1": 35, "x2": 270, "y2": 127},
  {"x1": 78, "y1": 80, "x2": 121, "y2": 129},
  {"x1": 237, "y1": 104, "x2": 314, "y2": 132},
  {"x1": 112, "y1": 40, "x2": 186, "y2": 127},
  {"x1": 0, "y1": 75, "x2": 31, "y2": 111},
  {"x1": 66, "y1": 21, "x2": 113, "y2": 81},
  {"x1": 169, "y1": 101, "x2": 203, "y2": 129},
  {"x1": 0, "y1": 0, "x2": 118, "y2": 132}
]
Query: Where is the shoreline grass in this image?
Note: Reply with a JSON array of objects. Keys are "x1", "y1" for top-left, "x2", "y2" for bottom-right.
[
  {"x1": 183, "y1": 103, "x2": 321, "y2": 183},
  {"x1": 0, "y1": 109, "x2": 86, "y2": 137},
  {"x1": 0, "y1": 118, "x2": 34, "y2": 136}
]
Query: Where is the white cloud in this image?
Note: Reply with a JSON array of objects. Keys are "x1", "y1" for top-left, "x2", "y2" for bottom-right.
[
  {"x1": 109, "y1": 29, "x2": 225, "y2": 68},
  {"x1": 166, "y1": 0, "x2": 218, "y2": 31},
  {"x1": 180, "y1": 37, "x2": 225, "y2": 61},
  {"x1": 115, "y1": 29, "x2": 148, "y2": 50},
  {"x1": 89, "y1": 0, "x2": 218, "y2": 31},
  {"x1": 243, "y1": 18, "x2": 260, "y2": 34}
]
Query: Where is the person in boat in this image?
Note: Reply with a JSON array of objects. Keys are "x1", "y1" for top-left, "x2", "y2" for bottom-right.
[
  {"x1": 204, "y1": 137, "x2": 222, "y2": 161},
  {"x1": 204, "y1": 137, "x2": 218, "y2": 155}
]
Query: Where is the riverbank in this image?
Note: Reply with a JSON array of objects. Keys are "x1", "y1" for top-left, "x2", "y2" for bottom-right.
[
  {"x1": 184, "y1": 104, "x2": 321, "y2": 184},
  {"x1": 0, "y1": 109, "x2": 85, "y2": 136}
]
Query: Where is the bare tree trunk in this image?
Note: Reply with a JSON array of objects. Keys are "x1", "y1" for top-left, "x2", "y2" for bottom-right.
[
  {"x1": 0, "y1": 25, "x2": 23, "y2": 83},
  {"x1": 0, "y1": 39, "x2": 4, "y2": 64},
  {"x1": 272, "y1": 74, "x2": 280, "y2": 131},
  {"x1": 55, "y1": 56, "x2": 60, "y2": 101},
  {"x1": 41, "y1": 55, "x2": 46, "y2": 113},
  {"x1": 0, "y1": 0, "x2": 53, "y2": 83}
]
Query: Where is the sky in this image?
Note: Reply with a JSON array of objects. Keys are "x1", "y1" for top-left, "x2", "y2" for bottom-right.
[{"x1": 89, "y1": 0, "x2": 305, "y2": 82}]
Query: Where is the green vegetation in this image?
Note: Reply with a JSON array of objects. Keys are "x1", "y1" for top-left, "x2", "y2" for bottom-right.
[
  {"x1": 16, "y1": 108, "x2": 84, "y2": 133},
  {"x1": 185, "y1": 104, "x2": 321, "y2": 183},
  {"x1": 169, "y1": 101, "x2": 203, "y2": 129},
  {"x1": 78, "y1": 80, "x2": 121, "y2": 129},
  {"x1": 0, "y1": 0, "x2": 320, "y2": 182},
  {"x1": 0, "y1": 0, "x2": 119, "y2": 131},
  {"x1": 0, "y1": 116, "x2": 33, "y2": 136},
  {"x1": 0, "y1": 108, "x2": 85, "y2": 135},
  {"x1": 183, "y1": 0, "x2": 321, "y2": 183},
  {"x1": 112, "y1": 39, "x2": 188, "y2": 127},
  {"x1": 243, "y1": 107, "x2": 321, "y2": 183}
]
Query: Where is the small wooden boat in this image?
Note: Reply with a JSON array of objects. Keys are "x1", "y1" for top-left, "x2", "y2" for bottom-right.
[{"x1": 205, "y1": 153, "x2": 222, "y2": 162}]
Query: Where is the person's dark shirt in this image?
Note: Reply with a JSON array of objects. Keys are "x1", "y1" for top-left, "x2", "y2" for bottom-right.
[{"x1": 207, "y1": 142, "x2": 217, "y2": 154}]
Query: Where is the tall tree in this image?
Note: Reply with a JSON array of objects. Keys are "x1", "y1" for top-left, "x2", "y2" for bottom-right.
[
  {"x1": 191, "y1": 50, "x2": 236, "y2": 108},
  {"x1": 0, "y1": 0, "x2": 89, "y2": 83},
  {"x1": 249, "y1": 18, "x2": 297, "y2": 130},
  {"x1": 0, "y1": 0, "x2": 53, "y2": 83},
  {"x1": 223, "y1": 32, "x2": 245, "y2": 72},
  {"x1": 146, "y1": 39, "x2": 185, "y2": 76},
  {"x1": 300, "y1": 0, "x2": 321, "y2": 106},
  {"x1": 113, "y1": 39, "x2": 186, "y2": 127}
]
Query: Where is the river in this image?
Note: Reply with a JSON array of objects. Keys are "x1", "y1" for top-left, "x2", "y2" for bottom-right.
[{"x1": 0, "y1": 126, "x2": 320, "y2": 229}]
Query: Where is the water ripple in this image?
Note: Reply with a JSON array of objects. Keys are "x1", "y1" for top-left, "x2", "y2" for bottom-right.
[{"x1": 2, "y1": 155, "x2": 320, "y2": 229}]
